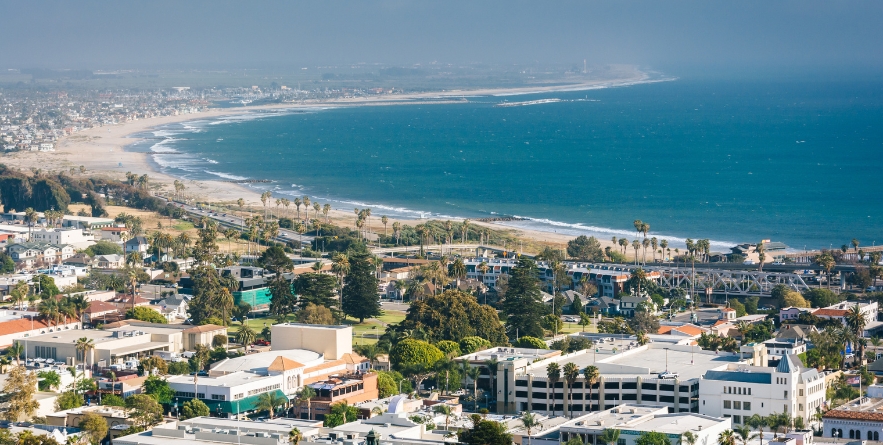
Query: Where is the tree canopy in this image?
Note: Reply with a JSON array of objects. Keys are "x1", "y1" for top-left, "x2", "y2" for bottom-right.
[
  {"x1": 180, "y1": 399, "x2": 210, "y2": 420},
  {"x1": 390, "y1": 339, "x2": 444, "y2": 371},
  {"x1": 567, "y1": 235, "x2": 604, "y2": 261},
  {"x1": 394, "y1": 290, "x2": 508, "y2": 345},
  {"x1": 126, "y1": 306, "x2": 167, "y2": 324},
  {"x1": 458, "y1": 414, "x2": 512, "y2": 445}
]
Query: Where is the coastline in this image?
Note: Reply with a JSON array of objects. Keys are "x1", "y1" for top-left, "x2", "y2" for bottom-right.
[{"x1": 1, "y1": 72, "x2": 669, "y2": 254}]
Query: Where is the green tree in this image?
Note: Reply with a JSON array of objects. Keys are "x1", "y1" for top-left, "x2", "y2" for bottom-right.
[
  {"x1": 718, "y1": 429, "x2": 736, "y2": 445},
  {"x1": 294, "y1": 273, "x2": 339, "y2": 310},
  {"x1": 180, "y1": 399, "x2": 210, "y2": 420},
  {"x1": 297, "y1": 303, "x2": 335, "y2": 324},
  {"x1": 459, "y1": 336, "x2": 492, "y2": 354},
  {"x1": 101, "y1": 394, "x2": 126, "y2": 407},
  {"x1": 802, "y1": 288, "x2": 844, "y2": 307},
  {"x1": 394, "y1": 290, "x2": 508, "y2": 345},
  {"x1": 390, "y1": 339, "x2": 444, "y2": 371},
  {"x1": 458, "y1": 414, "x2": 512, "y2": 445},
  {"x1": 79, "y1": 412, "x2": 109, "y2": 445},
  {"x1": 258, "y1": 245, "x2": 293, "y2": 273},
  {"x1": 567, "y1": 235, "x2": 604, "y2": 261},
  {"x1": 599, "y1": 429, "x2": 621, "y2": 445},
  {"x1": 37, "y1": 370, "x2": 61, "y2": 391},
  {"x1": 55, "y1": 391, "x2": 84, "y2": 411},
  {"x1": 502, "y1": 259, "x2": 547, "y2": 339},
  {"x1": 269, "y1": 274, "x2": 297, "y2": 320},
  {"x1": 521, "y1": 411, "x2": 543, "y2": 445},
  {"x1": 143, "y1": 375, "x2": 174, "y2": 404},
  {"x1": 34, "y1": 274, "x2": 60, "y2": 300},
  {"x1": 168, "y1": 361, "x2": 192, "y2": 375},
  {"x1": 126, "y1": 306, "x2": 167, "y2": 323},
  {"x1": 547, "y1": 362, "x2": 561, "y2": 416},
  {"x1": 341, "y1": 252, "x2": 382, "y2": 322},
  {"x1": 376, "y1": 370, "x2": 412, "y2": 398},
  {"x1": 515, "y1": 336, "x2": 547, "y2": 349},
  {"x1": 126, "y1": 394, "x2": 164, "y2": 429},
  {"x1": 583, "y1": 366, "x2": 600, "y2": 412},
  {"x1": 324, "y1": 401, "x2": 359, "y2": 427},
  {"x1": 2, "y1": 366, "x2": 38, "y2": 421},
  {"x1": 635, "y1": 431, "x2": 672, "y2": 445},
  {"x1": 564, "y1": 362, "x2": 580, "y2": 418},
  {"x1": 137, "y1": 356, "x2": 168, "y2": 376},
  {"x1": 238, "y1": 325, "x2": 257, "y2": 346},
  {"x1": 255, "y1": 391, "x2": 287, "y2": 419},
  {"x1": 436, "y1": 340, "x2": 462, "y2": 357}
]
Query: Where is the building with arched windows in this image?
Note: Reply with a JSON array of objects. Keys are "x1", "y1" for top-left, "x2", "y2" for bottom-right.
[{"x1": 823, "y1": 397, "x2": 883, "y2": 441}]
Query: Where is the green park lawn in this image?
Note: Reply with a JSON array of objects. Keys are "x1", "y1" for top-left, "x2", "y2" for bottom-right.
[{"x1": 226, "y1": 310, "x2": 407, "y2": 346}]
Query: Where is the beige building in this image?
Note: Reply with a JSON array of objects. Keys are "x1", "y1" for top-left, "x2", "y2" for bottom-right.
[
  {"x1": 271, "y1": 323, "x2": 352, "y2": 360},
  {"x1": 20, "y1": 321, "x2": 226, "y2": 368}
]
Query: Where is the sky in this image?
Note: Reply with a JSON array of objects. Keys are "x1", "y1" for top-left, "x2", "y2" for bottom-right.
[{"x1": 2, "y1": 1, "x2": 882, "y2": 73}]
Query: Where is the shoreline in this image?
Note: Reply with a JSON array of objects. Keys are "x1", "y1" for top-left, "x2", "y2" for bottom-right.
[{"x1": 0, "y1": 73, "x2": 703, "y2": 254}]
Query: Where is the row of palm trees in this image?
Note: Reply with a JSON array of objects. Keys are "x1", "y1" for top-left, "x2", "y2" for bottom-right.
[{"x1": 544, "y1": 362, "x2": 601, "y2": 418}]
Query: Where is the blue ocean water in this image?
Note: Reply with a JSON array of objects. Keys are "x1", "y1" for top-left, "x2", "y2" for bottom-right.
[{"x1": 131, "y1": 78, "x2": 883, "y2": 251}]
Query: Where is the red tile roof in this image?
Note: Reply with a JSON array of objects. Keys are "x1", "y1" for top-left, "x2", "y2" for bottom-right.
[
  {"x1": 824, "y1": 410, "x2": 883, "y2": 421},
  {"x1": 814, "y1": 309, "x2": 848, "y2": 317}
]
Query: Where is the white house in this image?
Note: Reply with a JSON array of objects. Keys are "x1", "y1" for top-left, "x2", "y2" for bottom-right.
[
  {"x1": 124, "y1": 236, "x2": 150, "y2": 255},
  {"x1": 7, "y1": 243, "x2": 75, "y2": 269},
  {"x1": 30, "y1": 228, "x2": 94, "y2": 249},
  {"x1": 557, "y1": 404, "x2": 732, "y2": 445}
]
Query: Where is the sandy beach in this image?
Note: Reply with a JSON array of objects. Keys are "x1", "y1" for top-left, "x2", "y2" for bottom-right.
[{"x1": 1, "y1": 75, "x2": 655, "y2": 254}]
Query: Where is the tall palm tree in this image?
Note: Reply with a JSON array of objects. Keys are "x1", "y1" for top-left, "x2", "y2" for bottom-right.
[
  {"x1": 331, "y1": 253, "x2": 350, "y2": 301},
  {"x1": 322, "y1": 204, "x2": 331, "y2": 223},
  {"x1": 547, "y1": 362, "x2": 560, "y2": 416},
  {"x1": 852, "y1": 238, "x2": 860, "y2": 252},
  {"x1": 484, "y1": 358, "x2": 500, "y2": 406},
  {"x1": 434, "y1": 404, "x2": 454, "y2": 431},
  {"x1": 450, "y1": 258, "x2": 467, "y2": 283},
  {"x1": 651, "y1": 237, "x2": 658, "y2": 262},
  {"x1": 24, "y1": 207, "x2": 39, "y2": 240},
  {"x1": 75, "y1": 337, "x2": 95, "y2": 389},
  {"x1": 660, "y1": 239, "x2": 669, "y2": 262},
  {"x1": 563, "y1": 362, "x2": 579, "y2": 418},
  {"x1": 238, "y1": 325, "x2": 257, "y2": 347},
  {"x1": 466, "y1": 366, "x2": 481, "y2": 403},
  {"x1": 583, "y1": 366, "x2": 599, "y2": 413},
  {"x1": 631, "y1": 240, "x2": 641, "y2": 265},
  {"x1": 38, "y1": 298, "x2": 62, "y2": 327},
  {"x1": 682, "y1": 431, "x2": 697, "y2": 445},
  {"x1": 816, "y1": 253, "x2": 836, "y2": 289},
  {"x1": 846, "y1": 304, "x2": 868, "y2": 363},
  {"x1": 461, "y1": 219, "x2": 470, "y2": 243},
  {"x1": 641, "y1": 238, "x2": 650, "y2": 265},
  {"x1": 521, "y1": 411, "x2": 543, "y2": 445},
  {"x1": 6, "y1": 342, "x2": 24, "y2": 366},
  {"x1": 296, "y1": 385, "x2": 317, "y2": 420},
  {"x1": 630, "y1": 268, "x2": 648, "y2": 296}
]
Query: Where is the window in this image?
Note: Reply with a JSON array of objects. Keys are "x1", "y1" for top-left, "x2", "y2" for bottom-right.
[
  {"x1": 744, "y1": 402, "x2": 751, "y2": 410},
  {"x1": 733, "y1": 415, "x2": 741, "y2": 424},
  {"x1": 642, "y1": 394, "x2": 657, "y2": 402},
  {"x1": 799, "y1": 389, "x2": 804, "y2": 396},
  {"x1": 605, "y1": 382, "x2": 620, "y2": 389},
  {"x1": 617, "y1": 440, "x2": 626, "y2": 445},
  {"x1": 748, "y1": 388, "x2": 751, "y2": 395},
  {"x1": 734, "y1": 401, "x2": 741, "y2": 409},
  {"x1": 516, "y1": 391, "x2": 528, "y2": 398},
  {"x1": 211, "y1": 394, "x2": 226, "y2": 401},
  {"x1": 724, "y1": 400, "x2": 732, "y2": 409},
  {"x1": 784, "y1": 391, "x2": 788, "y2": 398}
]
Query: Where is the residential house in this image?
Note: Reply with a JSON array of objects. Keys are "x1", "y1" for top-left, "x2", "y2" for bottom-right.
[
  {"x1": 7, "y1": 242, "x2": 75, "y2": 269},
  {"x1": 620, "y1": 294, "x2": 654, "y2": 317},
  {"x1": 99, "y1": 227, "x2": 129, "y2": 242},
  {"x1": 95, "y1": 254, "x2": 125, "y2": 269},
  {"x1": 124, "y1": 236, "x2": 150, "y2": 255}
]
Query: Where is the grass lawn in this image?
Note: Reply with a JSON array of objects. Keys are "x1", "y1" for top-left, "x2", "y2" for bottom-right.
[
  {"x1": 173, "y1": 221, "x2": 195, "y2": 231},
  {"x1": 226, "y1": 310, "x2": 407, "y2": 346},
  {"x1": 558, "y1": 321, "x2": 598, "y2": 335}
]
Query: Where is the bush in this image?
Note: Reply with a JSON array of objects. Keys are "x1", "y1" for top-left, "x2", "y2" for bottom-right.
[
  {"x1": 459, "y1": 336, "x2": 492, "y2": 354},
  {"x1": 102, "y1": 394, "x2": 126, "y2": 407},
  {"x1": 514, "y1": 336, "x2": 547, "y2": 349},
  {"x1": 435, "y1": 340, "x2": 462, "y2": 357},
  {"x1": 168, "y1": 361, "x2": 192, "y2": 375},
  {"x1": 126, "y1": 306, "x2": 167, "y2": 324},
  {"x1": 56, "y1": 391, "x2": 84, "y2": 411},
  {"x1": 180, "y1": 399, "x2": 210, "y2": 420}
]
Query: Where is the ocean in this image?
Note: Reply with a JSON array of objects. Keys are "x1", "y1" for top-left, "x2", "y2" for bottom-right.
[{"x1": 128, "y1": 77, "x2": 883, "y2": 251}]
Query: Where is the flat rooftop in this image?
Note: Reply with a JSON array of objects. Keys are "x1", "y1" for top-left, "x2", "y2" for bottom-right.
[
  {"x1": 631, "y1": 413, "x2": 730, "y2": 434},
  {"x1": 116, "y1": 417, "x2": 323, "y2": 445},
  {"x1": 273, "y1": 322, "x2": 349, "y2": 330},
  {"x1": 167, "y1": 370, "x2": 275, "y2": 387},
  {"x1": 524, "y1": 344, "x2": 740, "y2": 381},
  {"x1": 457, "y1": 346, "x2": 559, "y2": 362}
]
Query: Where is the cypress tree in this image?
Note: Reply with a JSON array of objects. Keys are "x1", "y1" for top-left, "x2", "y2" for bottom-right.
[
  {"x1": 341, "y1": 252, "x2": 381, "y2": 323},
  {"x1": 502, "y1": 258, "x2": 547, "y2": 339}
]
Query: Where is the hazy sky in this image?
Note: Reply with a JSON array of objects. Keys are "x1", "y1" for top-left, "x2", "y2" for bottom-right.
[{"x1": 3, "y1": 1, "x2": 882, "y2": 72}]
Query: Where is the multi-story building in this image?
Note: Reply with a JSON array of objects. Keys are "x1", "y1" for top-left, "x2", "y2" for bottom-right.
[
  {"x1": 459, "y1": 342, "x2": 742, "y2": 415},
  {"x1": 180, "y1": 266, "x2": 294, "y2": 309},
  {"x1": 698, "y1": 355, "x2": 825, "y2": 426},
  {"x1": 30, "y1": 228, "x2": 94, "y2": 248},
  {"x1": 7, "y1": 242, "x2": 75, "y2": 268},
  {"x1": 462, "y1": 258, "x2": 660, "y2": 298}
]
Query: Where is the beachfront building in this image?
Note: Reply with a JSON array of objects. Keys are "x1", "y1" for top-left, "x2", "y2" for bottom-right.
[
  {"x1": 556, "y1": 404, "x2": 731, "y2": 445},
  {"x1": 462, "y1": 258, "x2": 659, "y2": 297},
  {"x1": 698, "y1": 355, "x2": 825, "y2": 426}
]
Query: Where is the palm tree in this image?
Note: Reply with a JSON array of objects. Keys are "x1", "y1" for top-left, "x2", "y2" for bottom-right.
[
  {"x1": 484, "y1": 358, "x2": 500, "y2": 404},
  {"x1": 238, "y1": 325, "x2": 257, "y2": 347},
  {"x1": 660, "y1": 239, "x2": 669, "y2": 262},
  {"x1": 6, "y1": 342, "x2": 24, "y2": 366},
  {"x1": 682, "y1": 431, "x2": 697, "y2": 445},
  {"x1": 434, "y1": 404, "x2": 454, "y2": 431},
  {"x1": 296, "y1": 385, "x2": 317, "y2": 420},
  {"x1": 632, "y1": 240, "x2": 641, "y2": 265},
  {"x1": 521, "y1": 411, "x2": 543, "y2": 445},
  {"x1": 563, "y1": 362, "x2": 579, "y2": 418},
  {"x1": 718, "y1": 429, "x2": 736, "y2": 445},
  {"x1": 381, "y1": 216, "x2": 389, "y2": 237},
  {"x1": 461, "y1": 219, "x2": 470, "y2": 243},
  {"x1": 630, "y1": 268, "x2": 647, "y2": 296},
  {"x1": 255, "y1": 391, "x2": 287, "y2": 418},
  {"x1": 38, "y1": 298, "x2": 62, "y2": 327},
  {"x1": 757, "y1": 241, "x2": 766, "y2": 271},
  {"x1": 599, "y1": 429, "x2": 620, "y2": 445},
  {"x1": 642, "y1": 238, "x2": 650, "y2": 265},
  {"x1": 547, "y1": 362, "x2": 560, "y2": 416},
  {"x1": 582, "y1": 366, "x2": 599, "y2": 412},
  {"x1": 816, "y1": 253, "x2": 836, "y2": 289},
  {"x1": 323, "y1": 204, "x2": 331, "y2": 223},
  {"x1": 852, "y1": 238, "x2": 860, "y2": 252},
  {"x1": 733, "y1": 425, "x2": 758, "y2": 445},
  {"x1": 331, "y1": 253, "x2": 350, "y2": 303},
  {"x1": 846, "y1": 304, "x2": 867, "y2": 363},
  {"x1": 450, "y1": 258, "x2": 467, "y2": 283},
  {"x1": 289, "y1": 428, "x2": 302, "y2": 445},
  {"x1": 650, "y1": 237, "x2": 658, "y2": 262},
  {"x1": 68, "y1": 295, "x2": 89, "y2": 325},
  {"x1": 75, "y1": 337, "x2": 95, "y2": 390}
]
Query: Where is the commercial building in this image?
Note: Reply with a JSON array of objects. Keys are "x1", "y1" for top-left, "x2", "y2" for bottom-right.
[
  {"x1": 556, "y1": 404, "x2": 732, "y2": 445},
  {"x1": 7, "y1": 242, "x2": 76, "y2": 268},
  {"x1": 29, "y1": 228, "x2": 95, "y2": 248},
  {"x1": 0, "y1": 309, "x2": 82, "y2": 348},
  {"x1": 60, "y1": 215, "x2": 115, "y2": 230},
  {"x1": 180, "y1": 266, "x2": 294, "y2": 309},
  {"x1": 19, "y1": 321, "x2": 226, "y2": 368},
  {"x1": 166, "y1": 323, "x2": 372, "y2": 419},
  {"x1": 459, "y1": 342, "x2": 741, "y2": 415},
  {"x1": 698, "y1": 355, "x2": 825, "y2": 426}
]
